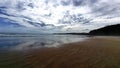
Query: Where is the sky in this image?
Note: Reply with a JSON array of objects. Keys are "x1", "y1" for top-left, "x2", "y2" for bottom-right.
[{"x1": 0, "y1": 0, "x2": 120, "y2": 33}]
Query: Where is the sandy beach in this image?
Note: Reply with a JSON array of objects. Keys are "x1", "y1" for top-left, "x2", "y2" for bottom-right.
[{"x1": 0, "y1": 36, "x2": 120, "y2": 68}]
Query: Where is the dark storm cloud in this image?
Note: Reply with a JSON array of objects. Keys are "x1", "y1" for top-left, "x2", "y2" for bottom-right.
[
  {"x1": 71, "y1": 0, "x2": 98, "y2": 6},
  {"x1": 28, "y1": 3, "x2": 34, "y2": 8},
  {"x1": 61, "y1": 0, "x2": 85, "y2": 6},
  {"x1": 72, "y1": 0, "x2": 85, "y2": 6},
  {"x1": 0, "y1": 7, "x2": 9, "y2": 16}
]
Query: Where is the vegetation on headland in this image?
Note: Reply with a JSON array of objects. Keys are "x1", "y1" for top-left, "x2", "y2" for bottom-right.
[
  {"x1": 89, "y1": 24, "x2": 120, "y2": 35},
  {"x1": 54, "y1": 24, "x2": 120, "y2": 36}
]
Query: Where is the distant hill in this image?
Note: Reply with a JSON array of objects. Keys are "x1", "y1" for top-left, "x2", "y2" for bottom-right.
[
  {"x1": 54, "y1": 33, "x2": 88, "y2": 35},
  {"x1": 89, "y1": 24, "x2": 120, "y2": 35}
]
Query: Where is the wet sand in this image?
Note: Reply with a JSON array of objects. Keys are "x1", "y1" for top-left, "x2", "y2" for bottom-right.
[{"x1": 1, "y1": 36, "x2": 120, "y2": 68}]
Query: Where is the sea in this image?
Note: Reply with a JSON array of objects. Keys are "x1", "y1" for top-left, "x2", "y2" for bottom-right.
[{"x1": 0, "y1": 34, "x2": 88, "y2": 51}]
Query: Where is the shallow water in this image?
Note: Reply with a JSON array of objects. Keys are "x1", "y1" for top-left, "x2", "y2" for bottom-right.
[{"x1": 0, "y1": 35, "x2": 88, "y2": 51}]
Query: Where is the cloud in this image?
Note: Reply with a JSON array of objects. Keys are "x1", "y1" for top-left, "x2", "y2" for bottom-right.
[{"x1": 0, "y1": 0, "x2": 120, "y2": 33}]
